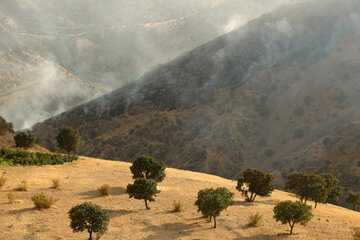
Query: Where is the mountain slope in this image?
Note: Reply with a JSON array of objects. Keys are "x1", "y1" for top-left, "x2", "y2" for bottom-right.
[
  {"x1": 34, "y1": 0, "x2": 360, "y2": 199},
  {"x1": 0, "y1": 156, "x2": 359, "y2": 239},
  {"x1": 0, "y1": 0, "x2": 305, "y2": 129}
]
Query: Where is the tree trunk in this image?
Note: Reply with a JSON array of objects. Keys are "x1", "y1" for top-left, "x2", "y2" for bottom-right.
[
  {"x1": 213, "y1": 216, "x2": 217, "y2": 228},
  {"x1": 315, "y1": 202, "x2": 318, "y2": 208},
  {"x1": 289, "y1": 222, "x2": 295, "y2": 235},
  {"x1": 89, "y1": 230, "x2": 93, "y2": 240},
  {"x1": 252, "y1": 194, "x2": 257, "y2": 202},
  {"x1": 145, "y1": 199, "x2": 150, "y2": 210}
]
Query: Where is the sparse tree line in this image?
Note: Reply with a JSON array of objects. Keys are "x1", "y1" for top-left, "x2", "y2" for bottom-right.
[
  {"x1": 0, "y1": 126, "x2": 80, "y2": 165},
  {"x1": 1, "y1": 155, "x2": 359, "y2": 239},
  {"x1": 1, "y1": 122, "x2": 359, "y2": 239}
]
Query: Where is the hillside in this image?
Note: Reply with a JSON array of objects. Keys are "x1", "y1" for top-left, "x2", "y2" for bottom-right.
[
  {"x1": 0, "y1": 0, "x2": 305, "y2": 129},
  {"x1": 33, "y1": 0, "x2": 360, "y2": 201},
  {"x1": 0, "y1": 157, "x2": 359, "y2": 239}
]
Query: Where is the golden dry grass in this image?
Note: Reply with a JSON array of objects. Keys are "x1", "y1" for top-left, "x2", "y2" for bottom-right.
[{"x1": 0, "y1": 156, "x2": 359, "y2": 239}]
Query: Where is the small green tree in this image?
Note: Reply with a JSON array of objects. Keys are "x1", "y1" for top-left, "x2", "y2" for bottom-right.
[
  {"x1": 69, "y1": 202, "x2": 110, "y2": 240},
  {"x1": 57, "y1": 127, "x2": 80, "y2": 155},
  {"x1": 195, "y1": 187, "x2": 234, "y2": 228},
  {"x1": 130, "y1": 155, "x2": 166, "y2": 182},
  {"x1": 346, "y1": 192, "x2": 360, "y2": 210},
  {"x1": 321, "y1": 174, "x2": 343, "y2": 203},
  {"x1": 285, "y1": 172, "x2": 325, "y2": 203},
  {"x1": 126, "y1": 178, "x2": 160, "y2": 209},
  {"x1": 273, "y1": 200, "x2": 313, "y2": 235},
  {"x1": 307, "y1": 183, "x2": 327, "y2": 208},
  {"x1": 236, "y1": 168, "x2": 275, "y2": 202},
  {"x1": 14, "y1": 132, "x2": 40, "y2": 149}
]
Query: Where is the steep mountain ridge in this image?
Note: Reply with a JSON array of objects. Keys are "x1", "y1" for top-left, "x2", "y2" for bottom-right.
[{"x1": 34, "y1": 0, "x2": 360, "y2": 200}]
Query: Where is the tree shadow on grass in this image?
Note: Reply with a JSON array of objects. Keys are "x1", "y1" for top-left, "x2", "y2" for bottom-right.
[
  {"x1": 79, "y1": 190, "x2": 100, "y2": 199},
  {"x1": 233, "y1": 234, "x2": 283, "y2": 240},
  {"x1": 142, "y1": 221, "x2": 200, "y2": 240},
  {"x1": 79, "y1": 187, "x2": 126, "y2": 199},
  {"x1": 108, "y1": 209, "x2": 136, "y2": 218},
  {"x1": 233, "y1": 200, "x2": 253, "y2": 206},
  {"x1": 7, "y1": 207, "x2": 34, "y2": 214},
  {"x1": 111, "y1": 187, "x2": 126, "y2": 196}
]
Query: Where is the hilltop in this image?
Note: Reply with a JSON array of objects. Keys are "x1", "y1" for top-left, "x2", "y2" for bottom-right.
[
  {"x1": 0, "y1": 157, "x2": 359, "y2": 239},
  {"x1": 34, "y1": 0, "x2": 360, "y2": 202}
]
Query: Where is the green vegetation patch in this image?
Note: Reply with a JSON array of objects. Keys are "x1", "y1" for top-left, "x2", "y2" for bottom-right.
[{"x1": 0, "y1": 147, "x2": 78, "y2": 166}]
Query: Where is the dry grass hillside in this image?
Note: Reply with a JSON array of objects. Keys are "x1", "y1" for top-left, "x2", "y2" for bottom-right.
[{"x1": 0, "y1": 157, "x2": 359, "y2": 240}]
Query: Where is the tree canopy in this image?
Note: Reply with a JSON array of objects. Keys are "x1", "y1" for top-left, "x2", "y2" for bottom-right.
[
  {"x1": 346, "y1": 192, "x2": 360, "y2": 210},
  {"x1": 14, "y1": 132, "x2": 40, "y2": 149},
  {"x1": 56, "y1": 127, "x2": 80, "y2": 155},
  {"x1": 273, "y1": 200, "x2": 313, "y2": 235},
  {"x1": 126, "y1": 178, "x2": 160, "y2": 209},
  {"x1": 236, "y1": 168, "x2": 275, "y2": 202},
  {"x1": 69, "y1": 202, "x2": 110, "y2": 240},
  {"x1": 130, "y1": 155, "x2": 166, "y2": 182},
  {"x1": 195, "y1": 187, "x2": 234, "y2": 228}
]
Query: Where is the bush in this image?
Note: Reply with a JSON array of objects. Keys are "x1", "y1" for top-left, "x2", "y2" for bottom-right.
[
  {"x1": 294, "y1": 106, "x2": 305, "y2": 116},
  {"x1": 52, "y1": 179, "x2": 61, "y2": 189},
  {"x1": 16, "y1": 180, "x2": 28, "y2": 191},
  {"x1": 273, "y1": 200, "x2": 313, "y2": 235},
  {"x1": 98, "y1": 184, "x2": 111, "y2": 196},
  {"x1": 172, "y1": 200, "x2": 183, "y2": 212},
  {"x1": 195, "y1": 187, "x2": 234, "y2": 228},
  {"x1": 247, "y1": 212, "x2": 263, "y2": 227},
  {"x1": 264, "y1": 149, "x2": 275, "y2": 157},
  {"x1": 31, "y1": 193, "x2": 59, "y2": 209},
  {"x1": 237, "y1": 169, "x2": 275, "y2": 202},
  {"x1": 69, "y1": 202, "x2": 110, "y2": 240},
  {"x1": 0, "y1": 174, "x2": 6, "y2": 188},
  {"x1": 7, "y1": 192, "x2": 16, "y2": 203},
  {"x1": 0, "y1": 147, "x2": 78, "y2": 166}
]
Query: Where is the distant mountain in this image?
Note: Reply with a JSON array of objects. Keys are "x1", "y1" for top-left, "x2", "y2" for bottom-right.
[
  {"x1": 0, "y1": 0, "x2": 304, "y2": 129},
  {"x1": 34, "y1": 0, "x2": 360, "y2": 204}
]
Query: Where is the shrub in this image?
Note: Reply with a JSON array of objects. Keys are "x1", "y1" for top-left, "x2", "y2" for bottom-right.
[
  {"x1": 273, "y1": 200, "x2": 313, "y2": 235},
  {"x1": 172, "y1": 200, "x2": 183, "y2": 212},
  {"x1": 195, "y1": 187, "x2": 234, "y2": 228},
  {"x1": 130, "y1": 155, "x2": 166, "y2": 182},
  {"x1": 52, "y1": 179, "x2": 61, "y2": 189},
  {"x1": 0, "y1": 147, "x2": 78, "y2": 165},
  {"x1": 31, "y1": 193, "x2": 59, "y2": 209},
  {"x1": 69, "y1": 202, "x2": 110, "y2": 240},
  {"x1": 98, "y1": 184, "x2": 111, "y2": 196},
  {"x1": 7, "y1": 192, "x2": 15, "y2": 203},
  {"x1": 14, "y1": 132, "x2": 40, "y2": 149},
  {"x1": 247, "y1": 212, "x2": 263, "y2": 227},
  {"x1": 16, "y1": 180, "x2": 28, "y2": 191},
  {"x1": 126, "y1": 178, "x2": 160, "y2": 209},
  {"x1": 57, "y1": 127, "x2": 81, "y2": 155},
  {"x1": 237, "y1": 169, "x2": 275, "y2": 202},
  {"x1": 0, "y1": 174, "x2": 6, "y2": 188}
]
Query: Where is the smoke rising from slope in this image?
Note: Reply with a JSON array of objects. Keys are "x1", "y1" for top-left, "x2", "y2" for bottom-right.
[{"x1": 0, "y1": 0, "x2": 307, "y2": 129}]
